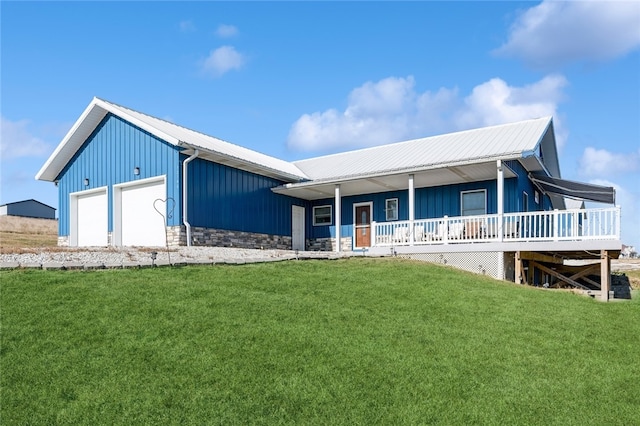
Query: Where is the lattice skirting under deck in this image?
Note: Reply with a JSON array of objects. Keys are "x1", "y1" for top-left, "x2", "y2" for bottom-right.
[{"x1": 401, "y1": 251, "x2": 515, "y2": 281}]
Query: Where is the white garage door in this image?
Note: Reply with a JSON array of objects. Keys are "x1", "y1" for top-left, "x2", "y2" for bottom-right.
[
  {"x1": 77, "y1": 190, "x2": 108, "y2": 246},
  {"x1": 120, "y1": 179, "x2": 167, "y2": 246}
]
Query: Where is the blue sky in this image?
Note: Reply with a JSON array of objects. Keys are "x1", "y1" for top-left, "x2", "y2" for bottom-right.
[{"x1": 1, "y1": 1, "x2": 639, "y2": 246}]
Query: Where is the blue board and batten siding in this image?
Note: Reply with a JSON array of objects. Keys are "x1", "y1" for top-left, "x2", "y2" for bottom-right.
[
  {"x1": 57, "y1": 113, "x2": 308, "y2": 241},
  {"x1": 56, "y1": 114, "x2": 182, "y2": 236},
  {"x1": 311, "y1": 183, "x2": 502, "y2": 240},
  {"x1": 55, "y1": 112, "x2": 554, "y2": 246},
  {"x1": 503, "y1": 160, "x2": 553, "y2": 211},
  {"x1": 187, "y1": 158, "x2": 306, "y2": 236}
]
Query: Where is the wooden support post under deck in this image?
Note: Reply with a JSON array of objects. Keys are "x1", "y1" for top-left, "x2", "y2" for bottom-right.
[
  {"x1": 600, "y1": 250, "x2": 610, "y2": 302},
  {"x1": 515, "y1": 251, "x2": 522, "y2": 284}
]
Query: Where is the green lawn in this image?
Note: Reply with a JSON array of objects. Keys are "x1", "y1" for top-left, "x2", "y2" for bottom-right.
[{"x1": 2, "y1": 258, "x2": 639, "y2": 425}]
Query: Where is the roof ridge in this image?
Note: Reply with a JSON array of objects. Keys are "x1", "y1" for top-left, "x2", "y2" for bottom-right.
[
  {"x1": 92, "y1": 97, "x2": 307, "y2": 180},
  {"x1": 95, "y1": 97, "x2": 233, "y2": 145}
]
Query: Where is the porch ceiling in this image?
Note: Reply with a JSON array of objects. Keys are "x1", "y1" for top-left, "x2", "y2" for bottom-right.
[{"x1": 273, "y1": 161, "x2": 517, "y2": 200}]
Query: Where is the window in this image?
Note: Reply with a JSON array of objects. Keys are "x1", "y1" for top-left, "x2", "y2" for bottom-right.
[
  {"x1": 461, "y1": 190, "x2": 486, "y2": 216},
  {"x1": 523, "y1": 192, "x2": 529, "y2": 212},
  {"x1": 385, "y1": 198, "x2": 398, "y2": 221},
  {"x1": 313, "y1": 205, "x2": 332, "y2": 226}
]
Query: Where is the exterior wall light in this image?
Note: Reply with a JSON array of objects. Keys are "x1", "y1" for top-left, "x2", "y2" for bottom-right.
[
  {"x1": 83, "y1": 178, "x2": 89, "y2": 186},
  {"x1": 134, "y1": 166, "x2": 140, "y2": 175}
]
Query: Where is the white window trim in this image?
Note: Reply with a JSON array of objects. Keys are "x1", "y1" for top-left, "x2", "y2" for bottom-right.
[
  {"x1": 460, "y1": 189, "x2": 487, "y2": 216},
  {"x1": 385, "y1": 198, "x2": 398, "y2": 221},
  {"x1": 313, "y1": 205, "x2": 332, "y2": 226}
]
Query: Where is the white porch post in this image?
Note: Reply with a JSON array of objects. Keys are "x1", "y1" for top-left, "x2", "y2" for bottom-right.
[
  {"x1": 497, "y1": 160, "x2": 504, "y2": 242},
  {"x1": 408, "y1": 174, "x2": 415, "y2": 245},
  {"x1": 335, "y1": 184, "x2": 341, "y2": 253}
]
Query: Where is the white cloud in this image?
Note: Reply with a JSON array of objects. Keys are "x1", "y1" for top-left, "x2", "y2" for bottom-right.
[
  {"x1": 287, "y1": 75, "x2": 568, "y2": 152},
  {"x1": 0, "y1": 116, "x2": 50, "y2": 160},
  {"x1": 202, "y1": 46, "x2": 245, "y2": 77},
  {"x1": 179, "y1": 20, "x2": 196, "y2": 32},
  {"x1": 578, "y1": 147, "x2": 640, "y2": 177},
  {"x1": 495, "y1": 0, "x2": 640, "y2": 68},
  {"x1": 216, "y1": 24, "x2": 238, "y2": 38},
  {"x1": 455, "y1": 75, "x2": 568, "y2": 144}
]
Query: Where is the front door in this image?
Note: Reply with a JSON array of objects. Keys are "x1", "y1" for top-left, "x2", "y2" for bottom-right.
[{"x1": 354, "y1": 203, "x2": 372, "y2": 248}]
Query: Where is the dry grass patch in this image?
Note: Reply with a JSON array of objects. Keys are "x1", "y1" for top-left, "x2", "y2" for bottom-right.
[
  {"x1": 613, "y1": 259, "x2": 640, "y2": 290},
  {"x1": 626, "y1": 269, "x2": 640, "y2": 290},
  {"x1": 0, "y1": 216, "x2": 58, "y2": 250}
]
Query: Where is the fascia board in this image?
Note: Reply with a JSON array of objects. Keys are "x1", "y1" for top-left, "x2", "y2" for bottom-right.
[
  {"x1": 178, "y1": 142, "x2": 308, "y2": 182},
  {"x1": 532, "y1": 117, "x2": 561, "y2": 178},
  {"x1": 36, "y1": 98, "x2": 181, "y2": 182},
  {"x1": 95, "y1": 98, "x2": 181, "y2": 146},
  {"x1": 36, "y1": 98, "x2": 106, "y2": 181}
]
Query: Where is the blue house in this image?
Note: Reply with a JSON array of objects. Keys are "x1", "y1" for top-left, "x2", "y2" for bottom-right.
[{"x1": 37, "y1": 98, "x2": 621, "y2": 298}]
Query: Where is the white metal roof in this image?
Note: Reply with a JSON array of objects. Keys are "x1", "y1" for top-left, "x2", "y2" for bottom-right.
[
  {"x1": 293, "y1": 116, "x2": 554, "y2": 182},
  {"x1": 37, "y1": 98, "x2": 558, "y2": 198},
  {"x1": 36, "y1": 97, "x2": 308, "y2": 182}
]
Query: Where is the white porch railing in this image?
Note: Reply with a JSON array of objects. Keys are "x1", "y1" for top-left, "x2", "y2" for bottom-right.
[{"x1": 371, "y1": 207, "x2": 621, "y2": 247}]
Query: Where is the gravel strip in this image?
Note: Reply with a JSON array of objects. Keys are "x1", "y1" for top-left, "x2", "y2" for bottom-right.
[{"x1": 0, "y1": 247, "x2": 353, "y2": 269}]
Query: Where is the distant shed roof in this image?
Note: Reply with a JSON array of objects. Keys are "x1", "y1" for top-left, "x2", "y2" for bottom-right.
[{"x1": 0, "y1": 199, "x2": 55, "y2": 210}]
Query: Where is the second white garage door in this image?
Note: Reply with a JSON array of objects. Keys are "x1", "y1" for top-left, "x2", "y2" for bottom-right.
[{"x1": 120, "y1": 179, "x2": 167, "y2": 247}]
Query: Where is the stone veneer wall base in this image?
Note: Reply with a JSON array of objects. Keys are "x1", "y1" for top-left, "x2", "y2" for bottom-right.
[
  {"x1": 307, "y1": 237, "x2": 353, "y2": 252},
  {"x1": 167, "y1": 225, "x2": 292, "y2": 250}
]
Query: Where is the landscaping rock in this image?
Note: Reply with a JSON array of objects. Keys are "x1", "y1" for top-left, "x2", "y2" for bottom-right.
[
  {"x1": 0, "y1": 262, "x2": 20, "y2": 270},
  {"x1": 42, "y1": 262, "x2": 64, "y2": 270},
  {"x1": 63, "y1": 262, "x2": 84, "y2": 270}
]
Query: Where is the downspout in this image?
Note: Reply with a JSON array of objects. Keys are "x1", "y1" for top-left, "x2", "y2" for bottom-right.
[{"x1": 182, "y1": 149, "x2": 199, "y2": 246}]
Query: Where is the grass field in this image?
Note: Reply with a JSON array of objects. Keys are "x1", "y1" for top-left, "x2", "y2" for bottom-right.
[
  {"x1": 2, "y1": 258, "x2": 639, "y2": 424},
  {"x1": 0, "y1": 215, "x2": 58, "y2": 250}
]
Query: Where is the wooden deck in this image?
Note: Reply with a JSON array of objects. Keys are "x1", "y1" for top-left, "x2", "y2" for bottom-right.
[{"x1": 369, "y1": 207, "x2": 620, "y2": 252}]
